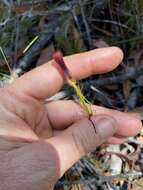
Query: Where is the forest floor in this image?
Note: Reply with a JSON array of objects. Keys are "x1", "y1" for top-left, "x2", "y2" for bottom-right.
[{"x1": 0, "y1": 1, "x2": 143, "y2": 190}]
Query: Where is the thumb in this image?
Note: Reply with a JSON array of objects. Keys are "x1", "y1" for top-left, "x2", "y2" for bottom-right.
[{"x1": 47, "y1": 114, "x2": 117, "y2": 176}]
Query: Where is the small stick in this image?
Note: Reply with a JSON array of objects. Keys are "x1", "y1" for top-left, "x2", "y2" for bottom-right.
[{"x1": 0, "y1": 46, "x2": 12, "y2": 75}]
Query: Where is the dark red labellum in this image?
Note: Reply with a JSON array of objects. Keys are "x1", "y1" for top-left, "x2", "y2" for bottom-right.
[{"x1": 53, "y1": 51, "x2": 72, "y2": 79}]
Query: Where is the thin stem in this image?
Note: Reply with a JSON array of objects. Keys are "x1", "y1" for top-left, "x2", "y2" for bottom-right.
[{"x1": 0, "y1": 47, "x2": 12, "y2": 75}]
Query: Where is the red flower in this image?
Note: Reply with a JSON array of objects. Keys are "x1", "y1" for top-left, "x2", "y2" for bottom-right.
[{"x1": 53, "y1": 51, "x2": 72, "y2": 79}]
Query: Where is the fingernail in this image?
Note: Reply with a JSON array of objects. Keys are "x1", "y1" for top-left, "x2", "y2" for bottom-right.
[{"x1": 91, "y1": 116, "x2": 117, "y2": 139}]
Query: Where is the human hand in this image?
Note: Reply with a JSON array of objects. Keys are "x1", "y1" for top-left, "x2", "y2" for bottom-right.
[{"x1": 0, "y1": 47, "x2": 141, "y2": 190}]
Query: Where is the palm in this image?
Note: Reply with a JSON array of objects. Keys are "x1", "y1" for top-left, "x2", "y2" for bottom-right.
[
  {"x1": 0, "y1": 90, "x2": 54, "y2": 144},
  {"x1": 0, "y1": 88, "x2": 81, "y2": 146}
]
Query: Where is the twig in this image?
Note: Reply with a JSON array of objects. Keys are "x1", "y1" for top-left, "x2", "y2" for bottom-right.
[
  {"x1": 0, "y1": 18, "x2": 12, "y2": 27},
  {"x1": 85, "y1": 67, "x2": 143, "y2": 87},
  {"x1": 15, "y1": 0, "x2": 79, "y2": 17},
  {"x1": 56, "y1": 175, "x2": 117, "y2": 190},
  {"x1": 71, "y1": 8, "x2": 81, "y2": 33},
  {"x1": 1, "y1": 0, "x2": 10, "y2": 7},
  {"x1": 14, "y1": 14, "x2": 71, "y2": 73},
  {"x1": 89, "y1": 18, "x2": 136, "y2": 33},
  {"x1": 14, "y1": 17, "x2": 20, "y2": 65},
  {"x1": 0, "y1": 47, "x2": 12, "y2": 74},
  {"x1": 14, "y1": 31, "x2": 53, "y2": 73},
  {"x1": 78, "y1": 0, "x2": 92, "y2": 49},
  {"x1": 111, "y1": 172, "x2": 143, "y2": 181},
  {"x1": 18, "y1": 0, "x2": 52, "y2": 6}
]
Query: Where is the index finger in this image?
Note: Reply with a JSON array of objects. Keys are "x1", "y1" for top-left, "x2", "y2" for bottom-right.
[{"x1": 9, "y1": 47, "x2": 123, "y2": 99}]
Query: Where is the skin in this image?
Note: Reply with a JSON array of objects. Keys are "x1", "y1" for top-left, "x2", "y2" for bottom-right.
[{"x1": 0, "y1": 47, "x2": 141, "y2": 190}]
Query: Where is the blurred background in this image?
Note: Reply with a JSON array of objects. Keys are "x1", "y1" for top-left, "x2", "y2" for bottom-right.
[{"x1": 0, "y1": 1, "x2": 143, "y2": 190}]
